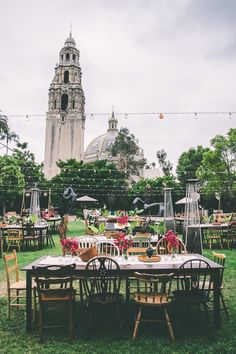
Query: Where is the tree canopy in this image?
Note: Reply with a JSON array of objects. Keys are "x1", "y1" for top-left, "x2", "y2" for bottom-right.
[{"x1": 110, "y1": 127, "x2": 146, "y2": 176}]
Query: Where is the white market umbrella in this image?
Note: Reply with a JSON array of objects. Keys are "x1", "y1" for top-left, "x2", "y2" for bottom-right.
[
  {"x1": 175, "y1": 197, "x2": 191, "y2": 205},
  {"x1": 76, "y1": 195, "x2": 98, "y2": 202}
]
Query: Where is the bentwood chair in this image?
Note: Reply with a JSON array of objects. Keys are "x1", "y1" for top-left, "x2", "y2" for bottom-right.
[
  {"x1": 32, "y1": 264, "x2": 76, "y2": 342},
  {"x1": 83, "y1": 256, "x2": 124, "y2": 329},
  {"x1": 6, "y1": 229, "x2": 24, "y2": 252},
  {"x1": 3, "y1": 250, "x2": 36, "y2": 320},
  {"x1": 77, "y1": 236, "x2": 98, "y2": 250},
  {"x1": 156, "y1": 237, "x2": 187, "y2": 255},
  {"x1": 173, "y1": 259, "x2": 212, "y2": 323},
  {"x1": 132, "y1": 272, "x2": 175, "y2": 340}
]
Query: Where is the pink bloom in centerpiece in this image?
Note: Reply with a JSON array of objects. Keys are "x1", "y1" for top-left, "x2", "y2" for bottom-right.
[
  {"x1": 116, "y1": 215, "x2": 129, "y2": 225},
  {"x1": 165, "y1": 230, "x2": 180, "y2": 251},
  {"x1": 61, "y1": 238, "x2": 79, "y2": 255},
  {"x1": 114, "y1": 232, "x2": 133, "y2": 251}
]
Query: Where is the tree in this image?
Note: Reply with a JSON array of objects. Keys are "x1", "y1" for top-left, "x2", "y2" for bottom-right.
[
  {"x1": 156, "y1": 149, "x2": 173, "y2": 176},
  {"x1": 0, "y1": 156, "x2": 25, "y2": 215},
  {"x1": 110, "y1": 127, "x2": 146, "y2": 176},
  {"x1": 49, "y1": 159, "x2": 128, "y2": 214},
  {"x1": 197, "y1": 129, "x2": 236, "y2": 209},
  {"x1": 12, "y1": 142, "x2": 45, "y2": 187},
  {"x1": 176, "y1": 146, "x2": 210, "y2": 185},
  {"x1": 0, "y1": 114, "x2": 19, "y2": 154}
]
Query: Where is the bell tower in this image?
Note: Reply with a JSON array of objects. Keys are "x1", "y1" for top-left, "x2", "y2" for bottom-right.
[{"x1": 43, "y1": 32, "x2": 85, "y2": 179}]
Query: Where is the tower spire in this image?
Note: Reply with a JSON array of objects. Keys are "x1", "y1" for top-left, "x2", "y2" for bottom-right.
[
  {"x1": 70, "y1": 23, "x2": 72, "y2": 37},
  {"x1": 108, "y1": 106, "x2": 118, "y2": 132}
]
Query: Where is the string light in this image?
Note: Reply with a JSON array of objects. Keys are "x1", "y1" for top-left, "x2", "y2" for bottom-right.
[{"x1": 4, "y1": 111, "x2": 236, "y2": 119}]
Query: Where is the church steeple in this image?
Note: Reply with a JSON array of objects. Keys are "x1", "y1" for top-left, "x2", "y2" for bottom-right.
[{"x1": 108, "y1": 107, "x2": 118, "y2": 132}]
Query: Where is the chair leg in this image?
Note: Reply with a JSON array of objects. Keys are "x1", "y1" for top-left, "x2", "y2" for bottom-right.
[
  {"x1": 33, "y1": 288, "x2": 36, "y2": 321},
  {"x1": 68, "y1": 302, "x2": 74, "y2": 342},
  {"x1": 7, "y1": 291, "x2": 11, "y2": 320},
  {"x1": 164, "y1": 307, "x2": 175, "y2": 341},
  {"x1": 39, "y1": 305, "x2": 44, "y2": 342},
  {"x1": 220, "y1": 292, "x2": 230, "y2": 320},
  {"x1": 133, "y1": 306, "x2": 142, "y2": 340}
]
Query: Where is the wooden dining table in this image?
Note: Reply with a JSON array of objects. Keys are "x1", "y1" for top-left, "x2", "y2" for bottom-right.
[{"x1": 22, "y1": 253, "x2": 223, "y2": 333}]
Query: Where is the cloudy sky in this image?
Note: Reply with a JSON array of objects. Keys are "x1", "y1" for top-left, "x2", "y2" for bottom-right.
[{"x1": 0, "y1": 0, "x2": 235, "y2": 171}]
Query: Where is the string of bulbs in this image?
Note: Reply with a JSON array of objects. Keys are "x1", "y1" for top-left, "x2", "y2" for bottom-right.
[{"x1": 4, "y1": 111, "x2": 236, "y2": 120}]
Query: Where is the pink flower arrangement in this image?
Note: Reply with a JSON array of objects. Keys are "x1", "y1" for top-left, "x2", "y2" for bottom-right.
[
  {"x1": 114, "y1": 233, "x2": 133, "y2": 251},
  {"x1": 61, "y1": 238, "x2": 79, "y2": 256},
  {"x1": 116, "y1": 215, "x2": 129, "y2": 225},
  {"x1": 165, "y1": 230, "x2": 179, "y2": 251}
]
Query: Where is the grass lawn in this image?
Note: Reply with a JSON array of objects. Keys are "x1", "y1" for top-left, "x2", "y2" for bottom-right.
[{"x1": 0, "y1": 220, "x2": 236, "y2": 354}]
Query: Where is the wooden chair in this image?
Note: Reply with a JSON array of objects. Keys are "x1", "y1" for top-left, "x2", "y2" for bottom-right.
[
  {"x1": 205, "y1": 228, "x2": 223, "y2": 249},
  {"x1": 132, "y1": 272, "x2": 175, "y2": 340},
  {"x1": 83, "y1": 256, "x2": 124, "y2": 329},
  {"x1": 126, "y1": 247, "x2": 150, "y2": 302},
  {"x1": 203, "y1": 252, "x2": 229, "y2": 319},
  {"x1": 22, "y1": 224, "x2": 40, "y2": 250},
  {"x1": 95, "y1": 240, "x2": 120, "y2": 256},
  {"x1": 173, "y1": 259, "x2": 212, "y2": 323},
  {"x1": 156, "y1": 237, "x2": 187, "y2": 255},
  {"x1": 32, "y1": 264, "x2": 76, "y2": 342},
  {"x1": 132, "y1": 236, "x2": 150, "y2": 248},
  {"x1": 5, "y1": 229, "x2": 24, "y2": 252},
  {"x1": 3, "y1": 250, "x2": 36, "y2": 320},
  {"x1": 225, "y1": 222, "x2": 236, "y2": 249}
]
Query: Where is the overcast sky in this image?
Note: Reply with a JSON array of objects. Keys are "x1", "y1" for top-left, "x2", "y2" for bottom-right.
[{"x1": 0, "y1": 0, "x2": 235, "y2": 171}]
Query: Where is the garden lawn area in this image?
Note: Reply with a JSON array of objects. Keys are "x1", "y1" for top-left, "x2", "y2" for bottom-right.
[{"x1": 0, "y1": 220, "x2": 236, "y2": 354}]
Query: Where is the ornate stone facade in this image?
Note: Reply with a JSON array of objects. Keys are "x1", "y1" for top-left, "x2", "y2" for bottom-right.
[{"x1": 43, "y1": 33, "x2": 85, "y2": 179}]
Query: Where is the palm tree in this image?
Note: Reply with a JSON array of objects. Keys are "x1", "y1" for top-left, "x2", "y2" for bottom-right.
[{"x1": 0, "y1": 114, "x2": 19, "y2": 154}]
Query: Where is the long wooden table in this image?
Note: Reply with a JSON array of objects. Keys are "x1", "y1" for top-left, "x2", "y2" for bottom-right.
[{"x1": 22, "y1": 253, "x2": 223, "y2": 332}]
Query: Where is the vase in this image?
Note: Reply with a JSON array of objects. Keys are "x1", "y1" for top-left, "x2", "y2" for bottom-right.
[
  {"x1": 146, "y1": 246, "x2": 154, "y2": 258},
  {"x1": 122, "y1": 249, "x2": 128, "y2": 261},
  {"x1": 171, "y1": 249, "x2": 176, "y2": 260}
]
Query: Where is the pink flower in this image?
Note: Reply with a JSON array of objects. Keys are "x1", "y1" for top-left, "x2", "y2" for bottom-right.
[
  {"x1": 165, "y1": 230, "x2": 179, "y2": 250},
  {"x1": 114, "y1": 233, "x2": 133, "y2": 250},
  {"x1": 116, "y1": 215, "x2": 129, "y2": 225}
]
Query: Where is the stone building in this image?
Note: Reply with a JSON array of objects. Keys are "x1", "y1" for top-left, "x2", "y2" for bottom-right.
[{"x1": 43, "y1": 33, "x2": 85, "y2": 179}]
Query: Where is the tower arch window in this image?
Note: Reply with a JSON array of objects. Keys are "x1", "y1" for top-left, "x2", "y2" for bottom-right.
[
  {"x1": 61, "y1": 54, "x2": 63, "y2": 60},
  {"x1": 72, "y1": 100, "x2": 75, "y2": 109},
  {"x1": 54, "y1": 100, "x2": 57, "y2": 109},
  {"x1": 73, "y1": 54, "x2": 76, "y2": 61},
  {"x1": 61, "y1": 94, "x2": 68, "y2": 111},
  {"x1": 64, "y1": 71, "x2": 69, "y2": 83},
  {"x1": 66, "y1": 53, "x2": 70, "y2": 61}
]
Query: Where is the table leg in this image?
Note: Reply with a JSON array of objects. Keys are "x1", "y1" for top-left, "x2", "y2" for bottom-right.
[
  {"x1": 26, "y1": 270, "x2": 32, "y2": 332},
  {"x1": 213, "y1": 269, "x2": 221, "y2": 329}
]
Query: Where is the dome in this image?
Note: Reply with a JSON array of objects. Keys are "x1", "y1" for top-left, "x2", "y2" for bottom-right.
[
  {"x1": 84, "y1": 130, "x2": 118, "y2": 163},
  {"x1": 84, "y1": 109, "x2": 119, "y2": 164}
]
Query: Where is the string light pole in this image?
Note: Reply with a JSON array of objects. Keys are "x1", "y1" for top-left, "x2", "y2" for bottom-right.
[
  {"x1": 163, "y1": 187, "x2": 175, "y2": 232},
  {"x1": 184, "y1": 179, "x2": 202, "y2": 254}
]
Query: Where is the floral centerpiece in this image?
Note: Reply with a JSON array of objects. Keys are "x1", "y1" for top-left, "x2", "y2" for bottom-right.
[
  {"x1": 60, "y1": 238, "x2": 79, "y2": 256},
  {"x1": 116, "y1": 215, "x2": 129, "y2": 229},
  {"x1": 114, "y1": 232, "x2": 133, "y2": 259},
  {"x1": 165, "y1": 230, "x2": 179, "y2": 258}
]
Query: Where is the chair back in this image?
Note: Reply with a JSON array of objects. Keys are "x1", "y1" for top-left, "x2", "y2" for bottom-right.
[
  {"x1": 133, "y1": 272, "x2": 174, "y2": 303},
  {"x1": 32, "y1": 264, "x2": 76, "y2": 303},
  {"x1": 132, "y1": 236, "x2": 150, "y2": 248},
  {"x1": 84, "y1": 256, "x2": 121, "y2": 301},
  {"x1": 6, "y1": 229, "x2": 23, "y2": 242},
  {"x1": 96, "y1": 240, "x2": 120, "y2": 256},
  {"x1": 176, "y1": 259, "x2": 212, "y2": 295},
  {"x1": 212, "y1": 252, "x2": 225, "y2": 287},
  {"x1": 156, "y1": 237, "x2": 187, "y2": 255},
  {"x1": 77, "y1": 236, "x2": 98, "y2": 249},
  {"x1": 127, "y1": 247, "x2": 147, "y2": 256},
  {"x1": 3, "y1": 250, "x2": 19, "y2": 289}
]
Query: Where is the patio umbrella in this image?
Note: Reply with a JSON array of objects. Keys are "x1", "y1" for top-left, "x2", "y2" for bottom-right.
[
  {"x1": 76, "y1": 195, "x2": 98, "y2": 202},
  {"x1": 175, "y1": 197, "x2": 192, "y2": 205}
]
